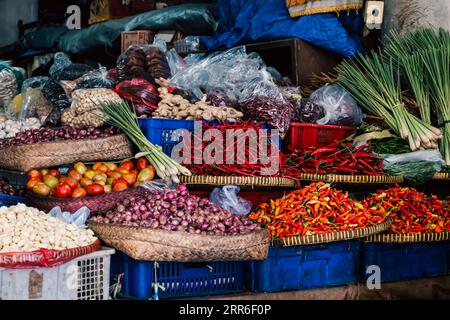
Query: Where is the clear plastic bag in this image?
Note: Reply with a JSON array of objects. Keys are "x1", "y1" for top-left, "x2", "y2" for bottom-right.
[
  {"x1": 49, "y1": 52, "x2": 72, "y2": 79},
  {"x1": 58, "y1": 63, "x2": 94, "y2": 81},
  {"x1": 209, "y1": 185, "x2": 253, "y2": 217},
  {"x1": 42, "y1": 79, "x2": 70, "y2": 110},
  {"x1": 294, "y1": 98, "x2": 325, "y2": 123},
  {"x1": 49, "y1": 206, "x2": 91, "y2": 229},
  {"x1": 310, "y1": 84, "x2": 364, "y2": 126},
  {"x1": 20, "y1": 77, "x2": 52, "y2": 120},
  {"x1": 382, "y1": 150, "x2": 445, "y2": 185},
  {"x1": 140, "y1": 179, "x2": 178, "y2": 193},
  {"x1": 75, "y1": 66, "x2": 116, "y2": 89},
  {"x1": 0, "y1": 62, "x2": 25, "y2": 113},
  {"x1": 239, "y1": 72, "x2": 296, "y2": 137},
  {"x1": 166, "y1": 48, "x2": 187, "y2": 76}
]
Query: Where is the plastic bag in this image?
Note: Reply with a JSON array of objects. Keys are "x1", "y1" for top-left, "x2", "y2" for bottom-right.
[
  {"x1": 239, "y1": 72, "x2": 296, "y2": 138},
  {"x1": 294, "y1": 98, "x2": 325, "y2": 123},
  {"x1": 114, "y1": 78, "x2": 161, "y2": 117},
  {"x1": 58, "y1": 63, "x2": 94, "y2": 81},
  {"x1": 49, "y1": 52, "x2": 72, "y2": 79},
  {"x1": 382, "y1": 150, "x2": 445, "y2": 185},
  {"x1": 310, "y1": 85, "x2": 364, "y2": 126},
  {"x1": 140, "y1": 179, "x2": 178, "y2": 193},
  {"x1": 43, "y1": 107, "x2": 63, "y2": 127},
  {"x1": 75, "y1": 67, "x2": 116, "y2": 89},
  {"x1": 0, "y1": 63, "x2": 25, "y2": 112},
  {"x1": 166, "y1": 48, "x2": 187, "y2": 76},
  {"x1": 209, "y1": 186, "x2": 253, "y2": 216},
  {"x1": 20, "y1": 77, "x2": 52, "y2": 120},
  {"x1": 42, "y1": 79, "x2": 70, "y2": 110},
  {"x1": 49, "y1": 206, "x2": 91, "y2": 229}
]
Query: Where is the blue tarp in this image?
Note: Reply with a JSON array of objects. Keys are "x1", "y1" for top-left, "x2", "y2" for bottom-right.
[{"x1": 202, "y1": 0, "x2": 363, "y2": 57}]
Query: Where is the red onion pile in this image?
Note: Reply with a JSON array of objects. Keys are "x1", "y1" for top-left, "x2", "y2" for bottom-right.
[
  {"x1": 90, "y1": 185, "x2": 261, "y2": 236},
  {"x1": 0, "y1": 126, "x2": 119, "y2": 148}
]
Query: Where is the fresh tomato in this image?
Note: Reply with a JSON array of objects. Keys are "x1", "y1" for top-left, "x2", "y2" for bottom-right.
[
  {"x1": 68, "y1": 170, "x2": 83, "y2": 182},
  {"x1": 119, "y1": 160, "x2": 134, "y2": 171},
  {"x1": 122, "y1": 173, "x2": 137, "y2": 187},
  {"x1": 65, "y1": 177, "x2": 78, "y2": 190},
  {"x1": 104, "y1": 185, "x2": 112, "y2": 193},
  {"x1": 137, "y1": 166, "x2": 155, "y2": 182},
  {"x1": 84, "y1": 170, "x2": 96, "y2": 180},
  {"x1": 129, "y1": 168, "x2": 139, "y2": 176},
  {"x1": 26, "y1": 179, "x2": 41, "y2": 191},
  {"x1": 80, "y1": 177, "x2": 94, "y2": 188},
  {"x1": 40, "y1": 169, "x2": 49, "y2": 178},
  {"x1": 71, "y1": 187, "x2": 87, "y2": 198},
  {"x1": 97, "y1": 164, "x2": 109, "y2": 174},
  {"x1": 117, "y1": 168, "x2": 129, "y2": 175},
  {"x1": 113, "y1": 182, "x2": 128, "y2": 192},
  {"x1": 48, "y1": 169, "x2": 61, "y2": 178},
  {"x1": 27, "y1": 170, "x2": 42, "y2": 181},
  {"x1": 104, "y1": 162, "x2": 118, "y2": 172},
  {"x1": 43, "y1": 175, "x2": 59, "y2": 189},
  {"x1": 86, "y1": 184, "x2": 105, "y2": 196},
  {"x1": 113, "y1": 178, "x2": 128, "y2": 187},
  {"x1": 92, "y1": 162, "x2": 104, "y2": 171},
  {"x1": 74, "y1": 162, "x2": 87, "y2": 175},
  {"x1": 54, "y1": 184, "x2": 72, "y2": 198},
  {"x1": 33, "y1": 182, "x2": 51, "y2": 197},
  {"x1": 137, "y1": 157, "x2": 149, "y2": 171}
]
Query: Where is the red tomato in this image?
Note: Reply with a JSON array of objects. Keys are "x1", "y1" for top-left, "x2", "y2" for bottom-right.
[
  {"x1": 71, "y1": 187, "x2": 87, "y2": 198},
  {"x1": 26, "y1": 179, "x2": 41, "y2": 191},
  {"x1": 119, "y1": 160, "x2": 134, "y2": 171},
  {"x1": 122, "y1": 173, "x2": 137, "y2": 187},
  {"x1": 86, "y1": 184, "x2": 105, "y2": 196},
  {"x1": 27, "y1": 170, "x2": 42, "y2": 181},
  {"x1": 65, "y1": 177, "x2": 78, "y2": 190},
  {"x1": 68, "y1": 170, "x2": 83, "y2": 182},
  {"x1": 113, "y1": 182, "x2": 128, "y2": 192},
  {"x1": 54, "y1": 184, "x2": 72, "y2": 198},
  {"x1": 113, "y1": 178, "x2": 128, "y2": 187},
  {"x1": 48, "y1": 169, "x2": 61, "y2": 178},
  {"x1": 137, "y1": 157, "x2": 149, "y2": 171}
]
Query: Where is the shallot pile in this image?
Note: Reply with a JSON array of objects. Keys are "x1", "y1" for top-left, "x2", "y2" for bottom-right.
[
  {"x1": 0, "y1": 126, "x2": 119, "y2": 148},
  {"x1": 90, "y1": 185, "x2": 261, "y2": 236}
]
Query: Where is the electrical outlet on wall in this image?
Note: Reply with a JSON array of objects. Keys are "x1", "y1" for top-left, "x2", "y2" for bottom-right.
[{"x1": 365, "y1": 1, "x2": 384, "y2": 30}]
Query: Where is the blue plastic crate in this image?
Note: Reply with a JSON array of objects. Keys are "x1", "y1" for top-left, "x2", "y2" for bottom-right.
[
  {"x1": 0, "y1": 194, "x2": 28, "y2": 207},
  {"x1": 246, "y1": 241, "x2": 359, "y2": 293},
  {"x1": 111, "y1": 252, "x2": 245, "y2": 300},
  {"x1": 138, "y1": 118, "x2": 281, "y2": 156},
  {"x1": 358, "y1": 241, "x2": 450, "y2": 283}
]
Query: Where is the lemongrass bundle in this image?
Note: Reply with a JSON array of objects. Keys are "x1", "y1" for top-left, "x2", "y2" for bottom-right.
[{"x1": 336, "y1": 52, "x2": 441, "y2": 151}]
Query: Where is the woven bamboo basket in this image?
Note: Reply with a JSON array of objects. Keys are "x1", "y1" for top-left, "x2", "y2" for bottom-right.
[
  {"x1": 365, "y1": 231, "x2": 450, "y2": 243},
  {"x1": 28, "y1": 187, "x2": 145, "y2": 214},
  {"x1": 179, "y1": 175, "x2": 296, "y2": 188},
  {"x1": 296, "y1": 173, "x2": 404, "y2": 184},
  {"x1": 271, "y1": 219, "x2": 392, "y2": 247},
  {"x1": 89, "y1": 222, "x2": 269, "y2": 262},
  {"x1": 0, "y1": 134, "x2": 133, "y2": 172},
  {"x1": 0, "y1": 239, "x2": 101, "y2": 269},
  {"x1": 433, "y1": 172, "x2": 450, "y2": 180}
]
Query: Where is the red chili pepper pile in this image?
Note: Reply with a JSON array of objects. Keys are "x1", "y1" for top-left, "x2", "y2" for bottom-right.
[
  {"x1": 362, "y1": 186, "x2": 450, "y2": 234},
  {"x1": 280, "y1": 142, "x2": 383, "y2": 179},
  {"x1": 248, "y1": 182, "x2": 386, "y2": 239},
  {"x1": 185, "y1": 121, "x2": 280, "y2": 176}
]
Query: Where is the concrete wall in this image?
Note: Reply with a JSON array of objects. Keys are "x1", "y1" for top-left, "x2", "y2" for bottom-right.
[
  {"x1": 0, "y1": 0, "x2": 38, "y2": 47},
  {"x1": 383, "y1": 0, "x2": 450, "y2": 37}
]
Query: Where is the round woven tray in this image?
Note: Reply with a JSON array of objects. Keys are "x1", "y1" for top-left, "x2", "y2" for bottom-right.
[
  {"x1": 179, "y1": 175, "x2": 296, "y2": 188},
  {"x1": 271, "y1": 219, "x2": 392, "y2": 247},
  {"x1": 433, "y1": 172, "x2": 450, "y2": 180},
  {"x1": 0, "y1": 239, "x2": 101, "y2": 269},
  {"x1": 0, "y1": 134, "x2": 133, "y2": 172},
  {"x1": 296, "y1": 173, "x2": 404, "y2": 184},
  {"x1": 28, "y1": 187, "x2": 145, "y2": 214},
  {"x1": 365, "y1": 231, "x2": 450, "y2": 243},
  {"x1": 89, "y1": 222, "x2": 269, "y2": 262}
]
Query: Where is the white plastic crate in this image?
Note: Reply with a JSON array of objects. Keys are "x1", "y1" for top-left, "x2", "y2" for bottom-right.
[{"x1": 0, "y1": 247, "x2": 115, "y2": 300}]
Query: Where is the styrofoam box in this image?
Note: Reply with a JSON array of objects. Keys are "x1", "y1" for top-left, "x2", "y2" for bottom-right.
[{"x1": 0, "y1": 247, "x2": 115, "y2": 300}]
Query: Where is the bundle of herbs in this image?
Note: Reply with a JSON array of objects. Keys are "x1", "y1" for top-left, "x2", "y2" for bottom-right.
[{"x1": 336, "y1": 52, "x2": 441, "y2": 152}]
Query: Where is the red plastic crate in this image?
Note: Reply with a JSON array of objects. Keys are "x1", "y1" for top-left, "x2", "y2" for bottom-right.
[{"x1": 287, "y1": 122, "x2": 356, "y2": 152}]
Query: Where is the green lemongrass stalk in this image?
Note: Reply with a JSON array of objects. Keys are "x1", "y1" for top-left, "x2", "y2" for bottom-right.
[
  {"x1": 100, "y1": 101, "x2": 192, "y2": 179},
  {"x1": 337, "y1": 52, "x2": 441, "y2": 151},
  {"x1": 421, "y1": 45, "x2": 450, "y2": 165}
]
